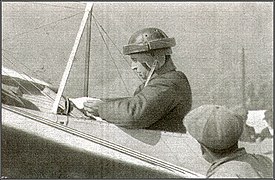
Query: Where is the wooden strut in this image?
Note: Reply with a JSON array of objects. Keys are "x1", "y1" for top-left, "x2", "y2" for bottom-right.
[
  {"x1": 4, "y1": 105, "x2": 205, "y2": 178},
  {"x1": 241, "y1": 47, "x2": 246, "y2": 109},
  {"x1": 52, "y1": 3, "x2": 94, "y2": 114}
]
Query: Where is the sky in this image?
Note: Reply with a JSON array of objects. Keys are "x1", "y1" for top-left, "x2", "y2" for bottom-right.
[{"x1": 2, "y1": 2, "x2": 273, "y2": 109}]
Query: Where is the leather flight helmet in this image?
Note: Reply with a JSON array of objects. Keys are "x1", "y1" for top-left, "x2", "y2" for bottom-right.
[{"x1": 123, "y1": 28, "x2": 176, "y2": 55}]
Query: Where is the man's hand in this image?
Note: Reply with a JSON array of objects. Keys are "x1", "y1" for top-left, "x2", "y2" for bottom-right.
[
  {"x1": 83, "y1": 99, "x2": 103, "y2": 117},
  {"x1": 69, "y1": 97, "x2": 103, "y2": 117}
]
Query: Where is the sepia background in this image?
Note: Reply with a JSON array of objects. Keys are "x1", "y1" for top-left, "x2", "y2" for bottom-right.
[{"x1": 2, "y1": 2, "x2": 273, "y2": 110}]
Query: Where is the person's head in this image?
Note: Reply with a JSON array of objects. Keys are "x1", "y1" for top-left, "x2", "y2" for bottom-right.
[
  {"x1": 123, "y1": 28, "x2": 176, "y2": 80},
  {"x1": 184, "y1": 105, "x2": 244, "y2": 163}
]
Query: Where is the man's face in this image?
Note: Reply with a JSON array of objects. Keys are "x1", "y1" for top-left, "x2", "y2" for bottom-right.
[{"x1": 130, "y1": 53, "x2": 152, "y2": 80}]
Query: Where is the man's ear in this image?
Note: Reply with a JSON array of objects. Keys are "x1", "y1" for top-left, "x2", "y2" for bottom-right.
[{"x1": 154, "y1": 56, "x2": 165, "y2": 70}]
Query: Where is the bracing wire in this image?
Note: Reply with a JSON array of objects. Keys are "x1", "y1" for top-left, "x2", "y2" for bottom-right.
[
  {"x1": 92, "y1": 14, "x2": 143, "y2": 83},
  {"x1": 2, "y1": 52, "x2": 82, "y2": 107},
  {"x1": 35, "y1": 2, "x2": 84, "y2": 10},
  {"x1": 94, "y1": 18, "x2": 131, "y2": 96},
  {"x1": 2, "y1": 68, "x2": 33, "y2": 95},
  {"x1": 2, "y1": 55, "x2": 65, "y2": 109},
  {"x1": 2, "y1": 49, "x2": 49, "y2": 82},
  {"x1": 3, "y1": 46, "x2": 83, "y2": 84},
  {"x1": 2, "y1": 50, "x2": 86, "y2": 116},
  {"x1": 2, "y1": 11, "x2": 83, "y2": 42},
  {"x1": 92, "y1": 15, "x2": 131, "y2": 67}
]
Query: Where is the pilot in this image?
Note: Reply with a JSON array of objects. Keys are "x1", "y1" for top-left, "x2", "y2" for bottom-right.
[
  {"x1": 72, "y1": 27, "x2": 192, "y2": 133},
  {"x1": 184, "y1": 105, "x2": 273, "y2": 178}
]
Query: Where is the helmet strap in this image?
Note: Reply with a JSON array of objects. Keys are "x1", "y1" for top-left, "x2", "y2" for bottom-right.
[{"x1": 144, "y1": 60, "x2": 158, "y2": 87}]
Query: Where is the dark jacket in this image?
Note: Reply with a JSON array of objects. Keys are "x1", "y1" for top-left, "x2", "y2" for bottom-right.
[
  {"x1": 98, "y1": 61, "x2": 192, "y2": 133},
  {"x1": 207, "y1": 148, "x2": 273, "y2": 178}
]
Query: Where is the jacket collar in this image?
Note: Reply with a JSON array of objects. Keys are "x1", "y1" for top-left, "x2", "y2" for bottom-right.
[
  {"x1": 150, "y1": 58, "x2": 176, "y2": 80},
  {"x1": 207, "y1": 148, "x2": 247, "y2": 177}
]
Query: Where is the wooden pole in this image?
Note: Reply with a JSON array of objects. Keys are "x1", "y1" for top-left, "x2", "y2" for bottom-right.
[
  {"x1": 52, "y1": 3, "x2": 93, "y2": 114},
  {"x1": 241, "y1": 47, "x2": 246, "y2": 108},
  {"x1": 84, "y1": 8, "x2": 92, "y2": 97}
]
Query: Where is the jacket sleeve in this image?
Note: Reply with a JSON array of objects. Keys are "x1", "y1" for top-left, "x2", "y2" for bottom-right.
[{"x1": 98, "y1": 81, "x2": 177, "y2": 129}]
